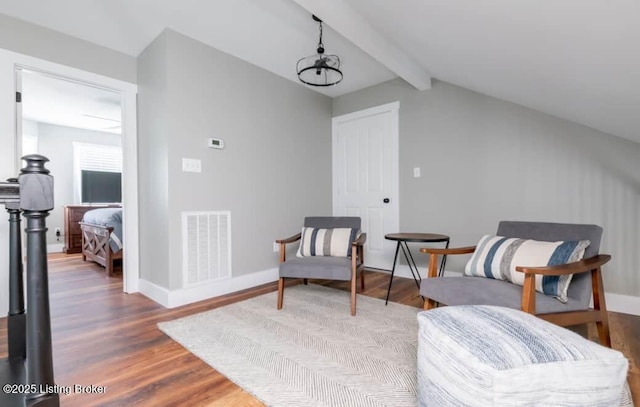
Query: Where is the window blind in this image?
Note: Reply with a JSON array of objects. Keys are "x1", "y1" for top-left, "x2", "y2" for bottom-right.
[{"x1": 74, "y1": 142, "x2": 122, "y2": 173}]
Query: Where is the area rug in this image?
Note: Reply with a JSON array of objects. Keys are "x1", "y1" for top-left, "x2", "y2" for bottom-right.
[
  {"x1": 158, "y1": 284, "x2": 420, "y2": 406},
  {"x1": 158, "y1": 285, "x2": 635, "y2": 407}
]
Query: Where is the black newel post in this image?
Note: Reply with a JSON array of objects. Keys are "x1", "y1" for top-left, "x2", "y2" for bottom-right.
[
  {"x1": 6, "y1": 177, "x2": 26, "y2": 361},
  {"x1": 19, "y1": 155, "x2": 59, "y2": 407}
]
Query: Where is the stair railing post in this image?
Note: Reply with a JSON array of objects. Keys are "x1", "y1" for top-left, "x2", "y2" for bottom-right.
[
  {"x1": 6, "y1": 177, "x2": 26, "y2": 360},
  {"x1": 19, "y1": 154, "x2": 59, "y2": 407}
]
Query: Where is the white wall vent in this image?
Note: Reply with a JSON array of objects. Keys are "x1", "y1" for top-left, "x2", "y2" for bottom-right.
[{"x1": 182, "y1": 211, "x2": 231, "y2": 286}]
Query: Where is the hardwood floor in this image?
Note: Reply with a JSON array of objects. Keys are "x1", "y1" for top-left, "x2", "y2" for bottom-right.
[{"x1": 0, "y1": 254, "x2": 638, "y2": 406}]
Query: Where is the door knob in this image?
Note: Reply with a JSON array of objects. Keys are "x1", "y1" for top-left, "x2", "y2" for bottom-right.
[{"x1": 383, "y1": 198, "x2": 390, "y2": 204}]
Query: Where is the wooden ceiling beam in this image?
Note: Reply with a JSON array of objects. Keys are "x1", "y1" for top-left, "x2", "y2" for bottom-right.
[{"x1": 291, "y1": 0, "x2": 432, "y2": 91}]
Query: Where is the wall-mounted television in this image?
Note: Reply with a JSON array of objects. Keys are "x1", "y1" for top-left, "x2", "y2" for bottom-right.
[{"x1": 81, "y1": 170, "x2": 122, "y2": 203}]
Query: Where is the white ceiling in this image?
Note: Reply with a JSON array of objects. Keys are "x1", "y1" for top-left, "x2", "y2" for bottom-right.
[
  {"x1": 21, "y1": 70, "x2": 122, "y2": 134},
  {"x1": 1, "y1": 0, "x2": 638, "y2": 142}
]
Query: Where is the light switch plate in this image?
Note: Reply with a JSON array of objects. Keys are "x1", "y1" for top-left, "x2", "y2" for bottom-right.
[
  {"x1": 413, "y1": 167, "x2": 421, "y2": 178},
  {"x1": 182, "y1": 158, "x2": 202, "y2": 173}
]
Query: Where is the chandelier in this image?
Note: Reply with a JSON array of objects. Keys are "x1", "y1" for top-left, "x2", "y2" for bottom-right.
[{"x1": 296, "y1": 15, "x2": 343, "y2": 87}]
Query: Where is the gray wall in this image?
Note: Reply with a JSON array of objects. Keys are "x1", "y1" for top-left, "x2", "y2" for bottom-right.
[
  {"x1": 138, "y1": 30, "x2": 333, "y2": 290},
  {"x1": 333, "y1": 78, "x2": 640, "y2": 297},
  {"x1": 137, "y1": 31, "x2": 171, "y2": 287},
  {"x1": 34, "y1": 122, "x2": 122, "y2": 244},
  {"x1": 0, "y1": 13, "x2": 136, "y2": 83}
]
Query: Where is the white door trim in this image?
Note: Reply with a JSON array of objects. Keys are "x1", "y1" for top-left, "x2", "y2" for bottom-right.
[
  {"x1": 331, "y1": 101, "x2": 400, "y2": 267},
  {"x1": 0, "y1": 48, "x2": 140, "y2": 294}
]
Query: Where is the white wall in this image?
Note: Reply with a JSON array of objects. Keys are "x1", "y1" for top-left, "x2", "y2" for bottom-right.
[
  {"x1": 333, "y1": 78, "x2": 640, "y2": 301},
  {"x1": 21, "y1": 119, "x2": 38, "y2": 154}
]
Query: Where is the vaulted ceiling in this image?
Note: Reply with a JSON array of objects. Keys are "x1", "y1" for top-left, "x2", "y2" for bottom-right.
[{"x1": 0, "y1": 0, "x2": 637, "y2": 142}]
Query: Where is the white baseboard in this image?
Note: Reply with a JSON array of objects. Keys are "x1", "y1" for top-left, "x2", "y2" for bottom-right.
[
  {"x1": 139, "y1": 267, "x2": 279, "y2": 309},
  {"x1": 139, "y1": 264, "x2": 640, "y2": 316},
  {"x1": 594, "y1": 293, "x2": 640, "y2": 317},
  {"x1": 47, "y1": 244, "x2": 64, "y2": 254},
  {"x1": 387, "y1": 265, "x2": 640, "y2": 316},
  {"x1": 138, "y1": 279, "x2": 170, "y2": 308}
]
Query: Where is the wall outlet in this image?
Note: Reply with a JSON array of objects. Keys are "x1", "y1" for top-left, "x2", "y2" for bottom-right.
[{"x1": 273, "y1": 241, "x2": 280, "y2": 252}]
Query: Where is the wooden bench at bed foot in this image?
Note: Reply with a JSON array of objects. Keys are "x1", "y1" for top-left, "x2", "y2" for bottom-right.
[{"x1": 80, "y1": 222, "x2": 122, "y2": 277}]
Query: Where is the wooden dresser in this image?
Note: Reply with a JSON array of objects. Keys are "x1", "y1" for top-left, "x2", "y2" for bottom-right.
[{"x1": 64, "y1": 205, "x2": 121, "y2": 254}]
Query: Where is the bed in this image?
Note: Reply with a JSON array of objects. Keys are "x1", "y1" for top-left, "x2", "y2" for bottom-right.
[{"x1": 79, "y1": 208, "x2": 123, "y2": 276}]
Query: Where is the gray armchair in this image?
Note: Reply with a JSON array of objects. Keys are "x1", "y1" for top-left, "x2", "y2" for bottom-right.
[
  {"x1": 419, "y1": 221, "x2": 612, "y2": 346},
  {"x1": 276, "y1": 217, "x2": 367, "y2": 316}
]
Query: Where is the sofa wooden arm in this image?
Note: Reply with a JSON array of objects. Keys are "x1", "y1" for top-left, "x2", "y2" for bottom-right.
[
  {"x1": 352, "y1": 233, "x2": 367, "y2": 268},
  {"x1": 515, "y1": 255, "x2": 611, "y2": 276},
  {"x1": 419, "y1": 246, "x2": 476, "y2": 256},
  {"x1": 353, "y1": 232, "x2": 367, "y2": 246},
  {"x1": 277, "y1": 233, "x2": 301, "y2": 263},
  {"x1": 519, "y1": 254, "x2": 611, "y2": 327},
  {"x1": 276, "y1": 233, "x2": 301, "y2": 245},
  {"x1": 421, "y1": 246, "x2": 476, "y2": 278}
]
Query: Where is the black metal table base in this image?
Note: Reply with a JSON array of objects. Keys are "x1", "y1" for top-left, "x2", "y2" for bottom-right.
[{"x1": 385, "y1": 240, "x2": 449, "y2": 305}]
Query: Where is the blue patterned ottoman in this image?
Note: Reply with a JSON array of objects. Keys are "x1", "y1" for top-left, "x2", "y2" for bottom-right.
[{"x1": 417, "y1": 306, "x2": 630, "y2": 406}]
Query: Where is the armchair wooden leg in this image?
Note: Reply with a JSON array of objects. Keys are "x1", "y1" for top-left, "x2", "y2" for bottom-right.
[
  {"x1": 592, "y1": 268, "x2": 612, "y2": 347},
  {"x1": 359, "y1": 246, "x2": 365, "y2": 291},
  {"x1": 595, "y1": 317, "x2": 611, "y2": 348},
  {"x1": 277, "y1": 278, "x2": 284, "y2": 310},
  {"x1": 521, "y1": 274, "x2": 536, "y2": 314},
  {"x1": 351, "y1": 275, "x2": 357, "y2": 316},
  {"x1": 424, "y1": 298, "x2": 437, "y2": 310}
]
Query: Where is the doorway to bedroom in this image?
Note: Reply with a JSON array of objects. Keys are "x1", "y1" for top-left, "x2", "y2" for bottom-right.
[{"x1": 15, "y1": 68, "x2": 126, "y2": 280}]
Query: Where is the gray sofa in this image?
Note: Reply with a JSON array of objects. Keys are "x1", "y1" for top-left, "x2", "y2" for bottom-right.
[{"x1": 419, "y1": 221, "x2": 612, "y2": 346}]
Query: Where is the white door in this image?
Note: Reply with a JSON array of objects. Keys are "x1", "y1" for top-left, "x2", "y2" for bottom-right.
[{"x1": 332, "y1": 102, "x2": 399, "y2": 270}]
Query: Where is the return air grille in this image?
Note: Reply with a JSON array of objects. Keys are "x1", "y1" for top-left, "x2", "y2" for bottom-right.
[{"x1": 182, "y1": 211, "x2": 231, "y2": 286}]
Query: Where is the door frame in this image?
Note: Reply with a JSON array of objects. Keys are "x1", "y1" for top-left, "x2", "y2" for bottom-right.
[
  {"x1": 1, "y1": 48, "x2": 140, "y2": 294},
  {"x1": 331, "y1": 101, "x2": 400, "y2": 266}
]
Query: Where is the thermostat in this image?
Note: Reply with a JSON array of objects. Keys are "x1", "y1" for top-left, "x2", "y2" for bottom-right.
[{"x1": 208, "y1": 138, "x2": 225, "y2": 149}]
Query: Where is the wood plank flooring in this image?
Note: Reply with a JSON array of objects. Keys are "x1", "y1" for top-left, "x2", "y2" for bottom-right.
[{"x1": 0, "y1": 254, "x2": 638, "y2": 406}]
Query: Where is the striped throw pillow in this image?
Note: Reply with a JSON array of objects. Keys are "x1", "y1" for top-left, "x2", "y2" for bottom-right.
[
  {"x1": 296, "y1": 227, "x2": 359, "y2": 258},
  {"x1": 464, "y1": 235, "x2": 590, "y2": 302}
]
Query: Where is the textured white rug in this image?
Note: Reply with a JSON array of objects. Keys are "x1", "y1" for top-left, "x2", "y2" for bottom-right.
[
  {"x1": 158, "y1": 284, "x2": 421, "y2": 407},
  {"x1": 158, "y1": 285, "x2": 635, "y2": 407}
]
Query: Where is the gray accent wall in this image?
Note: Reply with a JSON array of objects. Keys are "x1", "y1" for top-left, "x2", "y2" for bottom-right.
[
  {"x1": 137, "y1": 31, "x2": 171, "y2": 288},
  {"x1": 333, "y1": 78, "x2": 640, "y2": 297},
  {"x1": 138, "y1": 30, "x2": 332, "y2": 290},
  {"x1": 0, "y1": 13, "x2": 136, "y2": 83}
]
